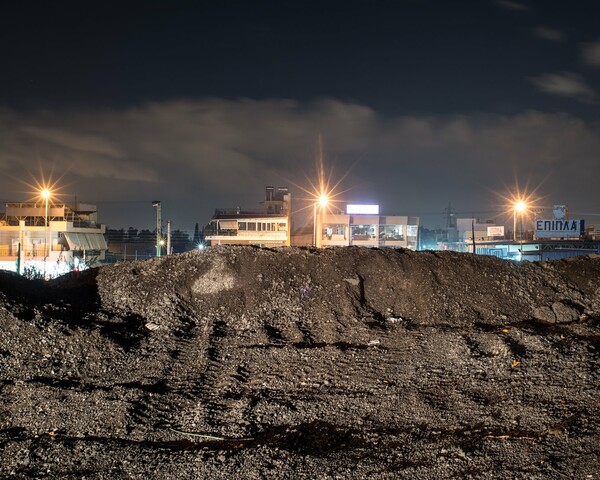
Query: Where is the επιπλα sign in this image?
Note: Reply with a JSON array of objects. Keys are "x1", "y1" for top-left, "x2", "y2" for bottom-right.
[{"x1": 535, "y1": 219, "x2": 585, "y2": 239}]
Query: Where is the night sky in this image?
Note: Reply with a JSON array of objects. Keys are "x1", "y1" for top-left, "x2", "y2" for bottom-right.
[{"x1": 1, "y1": 0, "x2": 599, "y2": 232}]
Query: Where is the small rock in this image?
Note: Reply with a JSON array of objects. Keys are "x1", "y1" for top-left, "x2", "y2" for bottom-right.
[
  {"x1": 551, "y1": 302, "x2": 578, "y2": 323},
  {"x1": 532, "y1": 306, "x2": 556, "y2": 323}
]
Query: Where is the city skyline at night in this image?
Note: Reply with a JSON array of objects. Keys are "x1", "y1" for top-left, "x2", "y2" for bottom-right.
[{"x1": 1, "y1": 0, "x2": 599, "y2": 232}]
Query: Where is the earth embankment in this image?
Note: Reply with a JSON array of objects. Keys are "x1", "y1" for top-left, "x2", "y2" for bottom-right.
[{"x1": 1, "y1": 246, "x2": 599, "y2": 478}]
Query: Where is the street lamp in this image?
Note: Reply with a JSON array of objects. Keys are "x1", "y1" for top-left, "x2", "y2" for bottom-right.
[
  {"x1": 152, "y1": 200, "x2": 161, "y2": 257},
  {"x1": 313, "y1": 194, "x2": 328, "y2": 247},
  {"x1": 41, "y1": 188, "x2": 51, "y2": 278},
  {"x1": 513, "y1": 199, "x2": 527, "y2": 247}
]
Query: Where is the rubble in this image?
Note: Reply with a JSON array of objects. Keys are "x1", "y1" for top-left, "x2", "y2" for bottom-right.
[{"x1": 1, "y1": 246, "x2": 599, "y2": 478}]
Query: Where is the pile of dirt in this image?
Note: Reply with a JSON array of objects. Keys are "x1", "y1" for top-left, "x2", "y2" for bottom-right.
[{"x1": 1, "y1": 246, "x2": 599, "y2": 479}]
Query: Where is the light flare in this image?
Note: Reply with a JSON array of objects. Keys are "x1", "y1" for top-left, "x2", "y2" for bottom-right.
[
  {"x1": 490, "y1": 175, "x2": 547, "y2": 227},
  {"x1": 286, "y1": 136, "x2": 354, "y2": 219},
  {"x1": 514, "y1": 200, "x2": 527, "y2": 213},
  {"x1": 10, "y1": 163, "x2": 72, "y2": 205}
]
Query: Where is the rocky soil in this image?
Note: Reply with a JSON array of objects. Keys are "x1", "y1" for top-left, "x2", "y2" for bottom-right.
[{"x1": 1, "y1": 246, "x2": 599, "y2": 479}]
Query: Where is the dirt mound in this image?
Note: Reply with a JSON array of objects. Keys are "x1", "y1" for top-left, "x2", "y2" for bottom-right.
[{"x1": 1, "y1": 246, "x2": 599, "y2": 478}]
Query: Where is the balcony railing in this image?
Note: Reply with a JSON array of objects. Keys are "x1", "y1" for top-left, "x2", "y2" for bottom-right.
[
  {"x1": 70, "y1": 220, "x2": 102, "y2": 229},
  {"x1": 0, "y1": 218, "x2": 102, "y2": 229},
  {"x1": 205, "y1": 228, "x2": 287, "y2": 239},
  {"x1": 204, "y1": 228, "x2": 238, "y2": 237},
  {"x1": 0, "y1": 245, "x2": 53, "y2": 258}
]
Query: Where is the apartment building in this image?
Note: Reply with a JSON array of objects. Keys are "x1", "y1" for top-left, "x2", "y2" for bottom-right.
[
  {"x1": 0, "y1": 201, "x2": 107, "y2": 277},
  {"x1": 205, "y1": 186, "x2": 291, "y2": 247}
]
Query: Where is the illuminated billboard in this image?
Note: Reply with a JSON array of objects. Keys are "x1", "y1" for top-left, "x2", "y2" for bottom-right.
[
  {"x1": 346, "y1": 204, "x2": 379, "y2": 215},
  {"x1": 487, "y1": 226, "x2": 505, "y2": 237},
  {"x1": 535, "y1": 219, "x2": 584, "y2": 239}
]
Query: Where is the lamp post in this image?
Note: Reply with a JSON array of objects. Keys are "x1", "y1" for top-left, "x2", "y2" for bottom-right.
[
  {"x1": 513, "y1": 199, "x2": 527, "y2": 251},
  {"x1": 313, "y1": 194, "x2": 328, "y2": 247},
  {"x1": 152, "y1": 200, "x2": 161, "y2": 257},
  {"x1": 41, "y1": 188, "x2": 51, "y2": 278}
]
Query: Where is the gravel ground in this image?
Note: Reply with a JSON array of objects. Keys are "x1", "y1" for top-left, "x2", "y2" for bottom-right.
[{"x1": 1, "y1": 246, "x2": 599, "y2": 479}]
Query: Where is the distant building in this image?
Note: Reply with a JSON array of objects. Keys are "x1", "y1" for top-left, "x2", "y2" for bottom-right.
[
  {"x1": 445, "y1": 208, "x2": 599, "y2": 261},
  {"x1": 317, "y1": 204, "x2": 420, "y2": 249},
  {"x1": 456, "y1": 218, "x2": 506, "y2": 243},
  {"x1": 585, "y1": 224, "x2": 599, "y2": 240},
  {"x1": 205, "y1": 186, "x2": 291, "y2": 247},
  {"x1": 0, "y1": 201, "x2": 107, "y2": 277}
]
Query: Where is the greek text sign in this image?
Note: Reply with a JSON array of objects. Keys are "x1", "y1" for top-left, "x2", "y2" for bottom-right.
[{"x1": 535, "y1": 219, "x2": 584, "y2": 239}]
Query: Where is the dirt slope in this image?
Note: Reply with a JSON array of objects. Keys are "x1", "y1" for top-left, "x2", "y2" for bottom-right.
[{"x1": 1, "y1": 246, "x2": 599, "y2": 479}]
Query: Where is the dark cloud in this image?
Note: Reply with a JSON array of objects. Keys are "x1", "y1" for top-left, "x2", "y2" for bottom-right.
[
  {"x1": 532, "y1": 26, "x2": 566, "y2": 42},
  {"x1": 1, "y1": 100, "x2": 599, "y2": 230},
  {"x1": 529, "y1": 72, "x2": 597, "y2": 103},
  {"x1": 581, "y1": 41, "x2": 600, "y2": 67},
  {"x1": 494, "y1": 0, "x2": 531, "y2": 12}
]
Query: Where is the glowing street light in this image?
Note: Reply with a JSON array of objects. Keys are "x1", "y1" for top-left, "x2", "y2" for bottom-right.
[
  {"x1": 152, "y1": 200, "x2": 161, "y2": 257},
  {"x1": 40, "y1": 188, "x2": 52, "y2": 278},
  {"x1": 313, "y1": 193, "x2": 329, "y2": 247},
  {"x1": 513, "y1": 199, "x2": 527, "y2": 245}
]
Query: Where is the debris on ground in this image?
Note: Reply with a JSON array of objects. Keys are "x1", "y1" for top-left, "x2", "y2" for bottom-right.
[{"x1": 1, "y1": 246, "x2": 599, "y2": 478}]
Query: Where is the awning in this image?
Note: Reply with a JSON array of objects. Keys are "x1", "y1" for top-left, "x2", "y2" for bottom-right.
[{"x1": 63, "y1": 232, "x2": 107, "y2": 251}]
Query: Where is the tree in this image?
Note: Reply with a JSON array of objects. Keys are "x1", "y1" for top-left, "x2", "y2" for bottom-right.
[
  {"x1": 193, "y1": 223, "x2": 200, "y2": 244},
  {"x1": 171, "y1": 229, "x2": 193, "y2": 253}
]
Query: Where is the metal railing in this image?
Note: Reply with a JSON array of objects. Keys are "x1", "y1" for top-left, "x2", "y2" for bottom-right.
[
  {"x1": 204, "y1": 228, "x2": 238, "y2": 237},
  {"x1": 70, "y1": 220, "x2": 101, "y2": 229}
]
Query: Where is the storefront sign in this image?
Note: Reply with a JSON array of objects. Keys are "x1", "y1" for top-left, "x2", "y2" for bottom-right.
[
  {"x1": 346, "y1": 204, "x2": 379, "y2": 214},
  {"x1": 487, "y1": 226, "x2": 505, "y2": 237},
  {"x1": 535, "y1": 219, "x2": 584, "y2": 239}
]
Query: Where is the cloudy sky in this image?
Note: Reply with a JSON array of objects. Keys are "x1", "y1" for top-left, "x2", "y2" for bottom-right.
[{"x1": 1, "y1": 0, "x2": 599, "y2": 231}]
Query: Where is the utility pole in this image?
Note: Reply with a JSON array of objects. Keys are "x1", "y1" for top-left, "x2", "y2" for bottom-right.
[
  {"x1": 444, "y1": 203, "x2": 456, "y2": 229},
  {"x1": 16, "y1": 242, "x2": 21, "y2": 275},
  {"x1": 152, "y1": 201, "x2": 161, "y2": 257},
  {"x1": 18, "y1": 220, "x2": 24, "y2": 275},
  {"x1": 444, "y1": 202, "x2": 456, "y2": 242},
  {"x1": 167, "y1": 220, "x2": 171, "y2": 255}
]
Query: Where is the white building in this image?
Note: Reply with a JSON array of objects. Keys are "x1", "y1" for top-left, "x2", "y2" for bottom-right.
[
  {"x1": 456, "y1": 218, "x2": 506, "y2": 243},
  {"x1": 205, "y1": 186, "x2": 291, "y2": 247},
  {"x1": 318, "y1": 204, "x2": 419, "y2": 249},
  {"x1": 0, "y1": 201, "x2": 107, "y2": 278}
]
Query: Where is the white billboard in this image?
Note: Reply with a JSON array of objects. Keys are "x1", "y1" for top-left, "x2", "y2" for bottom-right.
[
  {"x1": 535, "y1": 219, "x2": 584, "y2": 239},
  {"x1": 487, "y1": 226, "x2": 505, "y2": 237},
  {"x1": 346, "y1": 204, "x2": 379, "y2": 215},
  {"x1": 552, "y1": 205, "x2": 567, "y2": 220}
]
